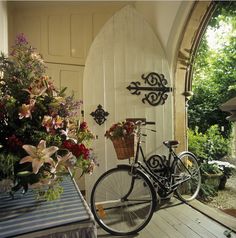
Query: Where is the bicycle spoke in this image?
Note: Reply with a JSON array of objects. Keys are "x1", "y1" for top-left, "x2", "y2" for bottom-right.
[
  {"x1": 90, "y1": 166, "x2": 156, "y2": 235},
  {"x1": 175, "y1": 153, "x2": 201, "y2": 201}
]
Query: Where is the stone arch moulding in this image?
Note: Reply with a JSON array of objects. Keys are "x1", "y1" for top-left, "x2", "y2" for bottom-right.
[
  {"x1": 83, "y1": 5, "x2": 172, "y2": 198},
  {"x1": 175, "y1": 2, "x2": 236, "y2": 231},
  {"x1": 174, "y1": 1, "x2": 217, "y2": 152}
]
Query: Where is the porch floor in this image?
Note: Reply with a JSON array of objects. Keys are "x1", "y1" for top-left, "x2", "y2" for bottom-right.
[{"x1": 97, "y1": 198, "x2": 236, "y2": 238}]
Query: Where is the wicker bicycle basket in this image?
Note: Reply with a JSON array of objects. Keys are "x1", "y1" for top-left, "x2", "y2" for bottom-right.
[{"x1": 111, "y1": 135, "x2": 136, "y2": 160}]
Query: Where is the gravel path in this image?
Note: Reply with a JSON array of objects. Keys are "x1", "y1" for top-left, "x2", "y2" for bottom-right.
[{"x1": 206, "y1": 173, "x2": 236, "y2": 217}]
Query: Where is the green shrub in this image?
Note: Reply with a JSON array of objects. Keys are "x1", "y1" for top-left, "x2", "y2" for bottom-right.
[
  {"x1": 201, "y1": 163, "x2": 222, "y2": 175},
  {"x1": 189, "y1": 125, "x2": 232, "y2": 200},
  {"x1": 206, "y1": 125, "x2": 231, "y2": 160},
  {"x1": 188, "y1": 125, "x2": 231, "y2": 162},
  {"x1": 188, "y1": 128, "x2": 208, "y2": 161},
  {"x1": 198, "y1": 183, "x2": 218, "y2": 201}
]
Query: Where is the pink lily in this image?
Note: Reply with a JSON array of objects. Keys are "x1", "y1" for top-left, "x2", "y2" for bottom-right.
[
  {"x1": 57, "y1": 152, "x2": 73, "y2": 164},
  {"x1": 18, "y1": 99, "x2": 35, "y2": 119},
  {"x1": 52, "y1": 152, "x2": 74, "y2": 172},
  {"x1": 54, "y1": 115, "x2": 64, "y2": 129},
  {"x1": 24, "y1": 78, "x2": 48, "y2": 98},
  {"x1": 42, "y1": 115, "x2": 53, "y2": 132},
  {"x1": 20, "y1": 140, "x2": 58, "y2": 174}
]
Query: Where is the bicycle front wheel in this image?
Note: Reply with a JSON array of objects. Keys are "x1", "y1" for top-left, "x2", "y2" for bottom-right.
[
  {"x1": 175, "y1": 152, "x2": 201, "y2": 202},
  {"x1": 90, "y1": 166, "x2": 156, "y2": 236}
]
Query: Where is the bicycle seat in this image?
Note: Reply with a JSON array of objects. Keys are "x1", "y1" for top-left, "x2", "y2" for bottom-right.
[{"x1": 163, "y1": 140, "x2": 179, "y2": 148}]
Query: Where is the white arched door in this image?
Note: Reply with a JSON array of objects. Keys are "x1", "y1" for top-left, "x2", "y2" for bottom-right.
[{"x1": 84, "y1": 5, "x2": 173, "y2": 196}]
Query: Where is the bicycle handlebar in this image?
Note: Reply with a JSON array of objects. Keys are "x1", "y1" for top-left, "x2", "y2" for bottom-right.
[
  {"x1": 126, "y1": 118, "x2": 156, "y2": 126},
  {"x1": 138, "y1": 121, "x2": 156, "y2": 127},
  {"x1": 145, "y1": 121, "x2": 156, "y2": 125}
]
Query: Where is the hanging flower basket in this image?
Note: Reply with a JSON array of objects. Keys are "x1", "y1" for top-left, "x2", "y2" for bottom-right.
[{"x1": 111, "y1": 135, "x2": 136, "y2": 160}]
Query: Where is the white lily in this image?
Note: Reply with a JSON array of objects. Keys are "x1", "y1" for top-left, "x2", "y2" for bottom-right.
[
  {"x1": 20, "y1": 140, "x2": 58, "y2": 174},
  {"x1": 52, "y1": 152, "x2": 74, "y2": 172},
  {"x1": 57, "y1": 152, "x2": 73, "y2": 164}
]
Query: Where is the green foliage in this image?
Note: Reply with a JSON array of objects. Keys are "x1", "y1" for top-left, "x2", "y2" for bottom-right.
[
  {"x1": 201, "y1": 163, "x2": 222, "y2": 175},
  {"x1": 188, "y1": 125, "x2": 231, "y2": 162},
  {"x1": 188, "y1": 128, "x2": 208, "y2": 161},
  {"x1": 209, "y1": 1, "x2": 236, "y2": 28},
  {"x1": 0, "y1": 153, "x2": 19, "y2": 179},
  {"x1": 205, "y1": 125, "x2": 231, "y2": 160},
  {"x1": 190, "y1": 3, "x2": 236, "y2": 202},
  {"x1": 35, "y1": 184, "x2": 64, "y2": 201},
  {"x1": 188, "y1": 2, "x2": 236, "y2": 138},
  {"x1": 198, "y1": 183, "x2": 218, "y2": 201},
  {"x1": 189, "y1": 124, "x2": 233, "y2": 201},
  {"x1": 33, "y1": 131, "x2": 62, "y2": 147}
]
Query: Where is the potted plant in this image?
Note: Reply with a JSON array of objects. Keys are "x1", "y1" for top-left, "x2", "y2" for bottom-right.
[
  {"x1": 0, "y1": 34, "x2": 97, "y2": 200},
  {"x1": 200, "y1": 159, "x2": 236, "y2": 189},
  {"x1": 201, "y1": 162, "x2": 223, "y2": 189},
  {"x1": 207, "y1": 160, "x2": 236, "y2": 190}
]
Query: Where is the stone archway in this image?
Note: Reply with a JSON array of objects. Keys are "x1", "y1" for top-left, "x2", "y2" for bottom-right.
[
  {"x1": 174, "y1": 1, "x2": 217, "y2": 152},
  {"x1": 174, "y1": 1, "x2": 236, "y2": 231}
]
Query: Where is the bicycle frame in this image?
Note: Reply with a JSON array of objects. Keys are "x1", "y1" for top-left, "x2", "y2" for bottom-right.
[{"x1": 130, "y1": 125, "x2": 194, "y2": 197}]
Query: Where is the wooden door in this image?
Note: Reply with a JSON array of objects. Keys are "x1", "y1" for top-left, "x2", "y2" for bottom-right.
[{"x1": 83, "y1": 5, "x2": 173, "y2": 198}]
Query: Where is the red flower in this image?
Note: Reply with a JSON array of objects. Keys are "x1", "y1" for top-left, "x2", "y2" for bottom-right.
[
  {"x1": 6, "y1": 135, "x2": 23, "y2": 152},
  {"x1": 71, "y1": 143, "x2": 89, "y2": 159},
  {"x1": 80, "y1": 122, "x2": 88, "y2": 131},
  {"x1": 62, "y1": 140, "x2": 75, "y2": 150},
  {"x1": 62, "y1": 140, "x2": 89, "y2": 159}
]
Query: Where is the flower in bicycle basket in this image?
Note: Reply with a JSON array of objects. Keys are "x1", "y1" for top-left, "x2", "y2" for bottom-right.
[{"x1": 105, "y1": 121, "x2": 137, "y2": 140}]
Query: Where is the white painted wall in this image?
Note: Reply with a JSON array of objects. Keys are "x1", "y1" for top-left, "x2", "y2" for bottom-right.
[
  {"x1": 0, "y1": 1, "x2": 8, "y2": 54},
  {"x1": 134, "y1": 1, "x2": 195, "y2": 75}
]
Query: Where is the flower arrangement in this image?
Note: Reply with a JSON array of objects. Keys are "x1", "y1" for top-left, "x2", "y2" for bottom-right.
[
  {"x1": 0, "y1": 34, "x2": 96, "y2": 200},
  {"x1": 105, "y1": 121, "x2": 137, "y2": 160},
  {"x1": 105, "y1": 120, "x2": 137, "y2": 140}
]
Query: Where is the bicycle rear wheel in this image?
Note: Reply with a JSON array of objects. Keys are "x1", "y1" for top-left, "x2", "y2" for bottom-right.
[
  {"x1": 90, "y1": 165, "x2": 156, "y2": 236},
  {"x1": 175, "y1": 152, "x2": 201, "y2": 202}
]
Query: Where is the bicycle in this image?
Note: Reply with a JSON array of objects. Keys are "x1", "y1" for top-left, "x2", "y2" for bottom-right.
[{"x1": 90, "y1": 119, "x2": 201, "y2": 236}]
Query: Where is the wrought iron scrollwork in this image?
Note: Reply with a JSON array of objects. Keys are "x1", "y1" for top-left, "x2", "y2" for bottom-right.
[
  {"x1": 90, "y1": 104, "x2": 109, "y2": 125},
  {"x1": 146, "y1": 154, "x2": 167, "y2": 177},
  {"x1": 127, "y1": 72, "x2": 172, "y2": 106}
]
